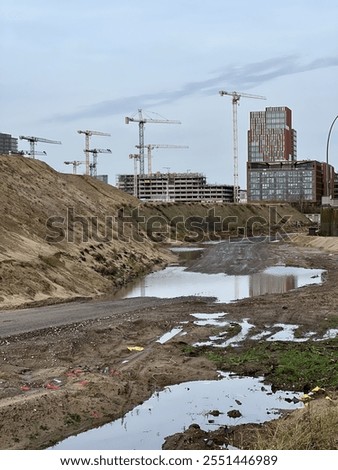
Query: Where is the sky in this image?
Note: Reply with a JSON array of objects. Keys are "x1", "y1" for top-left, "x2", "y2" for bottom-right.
[{"x1": 1, "y1": 0, "x2": 338, "y2": 189}]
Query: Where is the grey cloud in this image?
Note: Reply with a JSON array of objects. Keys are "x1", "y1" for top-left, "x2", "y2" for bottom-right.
[
  {"x1": 205, "y1": 55, "x2": 338, "y2": 94},
  {"x1": 48, "y1": 55, "x2": 338, "y2": 122}
]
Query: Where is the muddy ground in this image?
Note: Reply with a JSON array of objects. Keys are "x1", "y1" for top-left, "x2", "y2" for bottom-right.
[{"x1": 0, "y1": 236, "x2": 337, "y2": 450}]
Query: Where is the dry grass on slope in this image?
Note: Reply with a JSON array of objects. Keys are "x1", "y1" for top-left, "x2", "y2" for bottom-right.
[{"x1": 236, "y1": 394, "x2": 338, "y2": 450}]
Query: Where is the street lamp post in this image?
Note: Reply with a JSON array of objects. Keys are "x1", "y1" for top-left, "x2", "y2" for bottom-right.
[{"x1": 326, "y1": 115, "x2": 338, "y2": 198}]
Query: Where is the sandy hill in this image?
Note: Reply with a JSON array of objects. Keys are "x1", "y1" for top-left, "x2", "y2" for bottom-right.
[
  {"x1": 0, "y1": 155, "x2": 311, "y2": 310},
  {"x1": 0, "y1": 155, "x2": 173, "y2": 310}
]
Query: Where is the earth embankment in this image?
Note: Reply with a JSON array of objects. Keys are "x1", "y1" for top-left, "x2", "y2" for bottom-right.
[{"x1": 0, "y1": 155, "x2": 310, "y2": 310}]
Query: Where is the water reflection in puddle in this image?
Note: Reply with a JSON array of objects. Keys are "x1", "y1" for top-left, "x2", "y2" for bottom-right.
[
  {"x1": 116, "y1": 266, "x2": 325, "y2": 303},
  {"x1": 51, "y1": 373, "x2": 302, "y2": 450}
]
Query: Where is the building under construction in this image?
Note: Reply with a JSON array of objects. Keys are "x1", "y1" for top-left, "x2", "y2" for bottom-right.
[
  {"x1": 116, "y1": 172, "x2": 234, "y2": 203},
  {"x1": 0, "y1": 133, "x2": 18, "y2": 154}
]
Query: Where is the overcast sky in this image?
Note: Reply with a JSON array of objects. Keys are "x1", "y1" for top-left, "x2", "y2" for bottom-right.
[{"x1": 1, "y1": 0, "x2": 338, "y2": 188}]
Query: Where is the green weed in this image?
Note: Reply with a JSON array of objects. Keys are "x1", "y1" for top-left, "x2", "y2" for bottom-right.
[{"x1": 185, "y1": 338, "x2": 338, "y2": 390}]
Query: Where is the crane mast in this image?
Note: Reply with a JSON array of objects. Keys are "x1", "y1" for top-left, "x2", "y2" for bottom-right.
[
  {"x1": 19, "y1": 135, "x2": 61, "y2": 159},
  {"x1": 64, "y1": 161, "x2": 84, "y2": 174},
  {"x1": 125, "y1": 109, "x2": 181, "y2": 175},
  {"x1": 135, "y1": 144, "x2": 189, "y2": 174},
  {"x1": 84, "y1": 148, "x2": 112, "y2": 177},
  {"x1": 77, "y1": 130, "x2": 111, "y2": 176},
  {"x1": 219, "y1": 91, "x2": 266, "y2": 203},
  {"x1": 129, "y1": 153, "x2": 140, "y2": 197}
]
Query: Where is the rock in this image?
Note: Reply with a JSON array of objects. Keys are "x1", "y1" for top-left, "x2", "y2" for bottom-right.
[{"x1": 227, "y1": 409, "x2": 242, "y2": 418}]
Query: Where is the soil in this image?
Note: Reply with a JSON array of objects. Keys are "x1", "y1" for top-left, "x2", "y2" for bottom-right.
[
  {"x1": 0, "y1": 155, "x2": 310, "y2": 311},
  {"x1": 0, "y1": 235, "x2": 337, "y2": 450}
]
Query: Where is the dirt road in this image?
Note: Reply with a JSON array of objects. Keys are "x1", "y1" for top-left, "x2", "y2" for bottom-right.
[
  {"x1": 0, "y1": 237, "x2": 337, "y2": 450},
  {"x1": 0, "y1": 297, "x2": 196, "y2": 338}
]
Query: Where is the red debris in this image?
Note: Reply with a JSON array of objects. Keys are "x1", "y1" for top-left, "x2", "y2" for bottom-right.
[
  {"x1": 66, "y1": 369, "x2": 84, "y2": 378},
  {"x1": 44, "y1": 382, "x2": 60, "y2": 390},
  {"x1": 65, "y1": 371, "x2": 77, "y2": 377},
  {"x1": 77, "y1": 380, "x2": 89, "y2": 387}
]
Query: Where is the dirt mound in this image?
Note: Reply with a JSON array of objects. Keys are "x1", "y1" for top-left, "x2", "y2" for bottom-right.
[
  {"x1": 0, "y1": 155, "x2": 311, "y2": 310},
  {"x1": 0, "y1": 155, "x2": 172, "y2": 310}
]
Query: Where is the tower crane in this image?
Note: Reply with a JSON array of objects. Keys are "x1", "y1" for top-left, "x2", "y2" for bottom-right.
[
  {"x1": 219, "y1": 90, "x2": 266, "y2": 203},
  {"x1": 77, "y1": 130, "x2": 111, "y2": 176},
  {"x1": 129, "y1": 153, "x2": 140, "y2": 197},
  {"x1": 135, "y1": 144, "x2": 189, "y2": 175},
  {"x1": 84, "y1": 148, "x2": 112, "y2": 177},
  {"x1": 125, "y1": 109, "x2": 181, "y2": 175},
  {"x1": 64, "y1": 161, "x2": 85, "y2": 174},
  {"x1": 19, "y1": 135, "x2": 62, "y2": 159}
]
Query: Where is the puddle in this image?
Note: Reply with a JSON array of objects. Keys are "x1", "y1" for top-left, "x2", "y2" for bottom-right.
[
  {"x1": 219, "y1": 319, "x2": 255, "y2": 348},
  {"x1": 114, "y1": 266, "x2": 325, "y2": 303},
  {"x1": 170, "y1": 247, "x2": 205, "y2": 252},
  {"x1": 263, "y1": 266, "x2": 323, "y2": 287},
  {"x1": 192, "y1": 312, "x2": 228, "y2": 326},
  {"x1": 250, "y1": 330, "x2": 273, "y2": 340},
  {"x1": 51, "y1": 372, "x2": 302, "y2": 450},
  {"x1": 261, "y1": 324, "x2": 331, "y2": 343},
  {"x1": 189, "y1": 316, "x2": 332, "y2": 346},
  {"x1": 266, "y1": 324, "x2": 308, "y2": 342},
  {"x1": 321, "y1": 329, "x2": 338, "y2": 340},
  {"x1": 156, "y1": 327, "x2": 183, "y2": 344},
  {"x1": 194, "y1": 318, "x2": 255, "y2": 348}
]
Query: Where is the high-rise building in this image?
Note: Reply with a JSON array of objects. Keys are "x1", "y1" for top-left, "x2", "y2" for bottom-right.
[
  {"x1": 248, "y1": 106, "x2": 297, "y2": 163},
  {"x1": 0, "y1": 133, "x2": 18, "y2": 154},
  {"x1": 246, "y1": 106, "x2": 335, "y2": 204}
]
